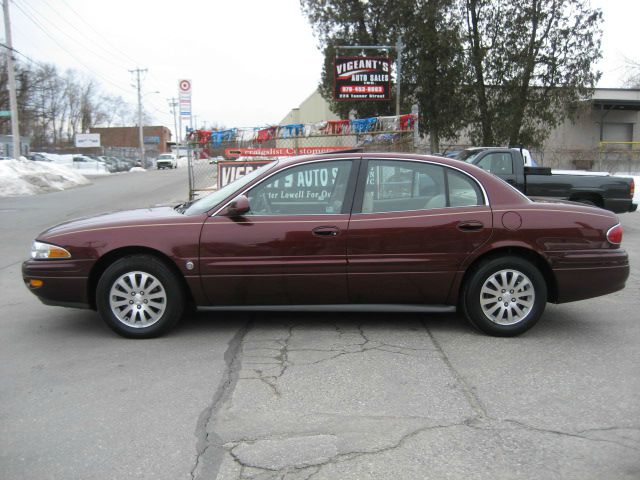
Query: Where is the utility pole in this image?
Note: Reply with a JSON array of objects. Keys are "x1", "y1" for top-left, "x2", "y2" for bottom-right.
[
  {"x1": 129, "y1": 67, "x2": 147, "y2": 166},
  {"x1": 395, "y1": 35, "x2": 403, "y2": 117},
  {"x1": 3, "y1": 0, "x2": 21, "y2": 159},
  {"x1": 168, "y1": 98, "x2": 178, "y2": 154}
]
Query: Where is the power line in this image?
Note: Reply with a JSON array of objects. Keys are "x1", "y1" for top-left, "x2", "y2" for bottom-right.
[
  {"x1": 24, "y1": 0, "x2": 134, "y2": 71},
  {"x1": 16, "y1": 0, "x2": 133, "y2": 84},
  {"x1": 0, "y1": 41, "x2": 40, "y2": 66},
  {"x1": 17, "y1": 0, "x2": 168, "y2": 102},
  {"x1": 11, "y1": 1, "x2": 133, "y2": 96},
  {"x1": 57, "y1": 0, "x2": 141, "y2": 67}
]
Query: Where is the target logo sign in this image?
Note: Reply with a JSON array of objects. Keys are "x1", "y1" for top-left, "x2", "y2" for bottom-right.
[{"x1": 179, "y1": 79, "x2": 192, "y2": 93}]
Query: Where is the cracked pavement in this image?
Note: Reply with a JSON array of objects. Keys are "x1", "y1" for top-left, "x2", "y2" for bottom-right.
[
  {"x1": 192, "y1": 310, "x2": 640, "y2": 480},
  {"x1": 1, "y1": 174, "x2": 639, "y2": 480}
]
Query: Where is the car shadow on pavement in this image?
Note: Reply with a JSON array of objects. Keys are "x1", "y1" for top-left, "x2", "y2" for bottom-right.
[
  {"x1": 178, "y1": 306, "x2": 602, "y2": 341},
  {"x1": 31, "y1": 304, "x2": 600, "y2": 341}
]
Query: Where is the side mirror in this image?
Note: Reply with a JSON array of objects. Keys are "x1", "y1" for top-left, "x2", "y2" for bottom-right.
[{"x1": 225, "y1": 194, "x2": 250, "y2": 217}]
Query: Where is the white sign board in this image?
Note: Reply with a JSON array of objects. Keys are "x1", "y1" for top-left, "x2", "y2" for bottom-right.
[
  {"x1": 75, "y1": 133, "x2": 101, "y2": 148},
  {"x1": 178, "y1": 79, "x2": 192, "y2": 117}
]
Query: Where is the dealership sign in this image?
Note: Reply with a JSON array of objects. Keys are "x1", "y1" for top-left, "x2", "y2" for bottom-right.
[
  {"x1": 218, "y1": 160, "x2": 273, "y2": 188},
  {"x1": 75, "y1": 133, "x2": 100, "y2": 148},
  {"x1": 224, "y1": 147, "x2": 347, "y2": 158},
  {"x1": 334, "y1": 57, "x2": 391, "y2": 101}
]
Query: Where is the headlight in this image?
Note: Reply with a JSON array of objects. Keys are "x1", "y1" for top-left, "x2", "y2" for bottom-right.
[{"x1": 31, "y1": 241, "x2": 71, "y2": 259}]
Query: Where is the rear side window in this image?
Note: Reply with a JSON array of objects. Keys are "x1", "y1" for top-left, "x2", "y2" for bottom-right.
[
  {"x1": 362, "y1": 159, "x2": 483, "y2": 213},
  {"x1": 476, "y1": 152, "x2": 513, "y2": 175},
  {"x1": 447, "y1": 169, "x2": 483, "y2": 207}
]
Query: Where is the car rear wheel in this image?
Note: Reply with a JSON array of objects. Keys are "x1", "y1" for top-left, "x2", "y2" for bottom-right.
[
  {"x1": 96, "y1": 255, "x2": 184, "y2": 338},
  {"x1": 462, "y1": 256, "x2": 547, "y2": 336}
]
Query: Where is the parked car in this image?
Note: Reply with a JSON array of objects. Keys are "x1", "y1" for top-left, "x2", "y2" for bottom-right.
[
  {"x1": 455, "y1": 147, "x2": 635, "y2": 213},
  {"x1": 23, "y1": 153, "x2": 629, "y2": 339},
  {"x1": 89, "y1": 155, "x2": 119, "y2": 173},
  {"x1": 116, "y1": 157, "x2": 140, "y2": 170},
  {"x1": 27, "y1": 153, "x2": 53, "y2": 162},
  {"x1": 71, "y1": 155, "x2": 109, "y2": 173},
  {"x1": 156, "y1": 153, "x2": 177, "y2": 169}
]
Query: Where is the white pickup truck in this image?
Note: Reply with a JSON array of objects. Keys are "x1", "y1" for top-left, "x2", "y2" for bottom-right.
[{"x1": 156, "y1": 153, "x2": 177, "y2": 170}]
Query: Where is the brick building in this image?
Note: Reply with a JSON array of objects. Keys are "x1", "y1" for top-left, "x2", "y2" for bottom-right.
[{"x1": 89, "y1": 126, "x2": 172, "y2": 159}]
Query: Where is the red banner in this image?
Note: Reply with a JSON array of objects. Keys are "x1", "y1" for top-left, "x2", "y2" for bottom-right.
[{"x1": 224, "y1": 147, "x2": 348, "y2": 158}]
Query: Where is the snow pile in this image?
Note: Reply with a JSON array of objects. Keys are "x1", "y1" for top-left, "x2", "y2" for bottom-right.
[
  {"x1": 177, "y1": 156, "x2": 189, "y2": 168},
  {"x1": 129, "y1": 167, "x2": 146, "y2": 172},
  {"x1": 0, "y1": 159, "x2": 91, "y2": 197}
]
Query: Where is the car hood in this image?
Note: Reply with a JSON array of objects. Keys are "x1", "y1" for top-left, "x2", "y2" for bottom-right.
[{"x1": 38, "y1": 206, "x2": 190, "y2": 239}]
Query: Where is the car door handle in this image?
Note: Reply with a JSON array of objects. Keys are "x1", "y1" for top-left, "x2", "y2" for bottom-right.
[
  {"x1": 457, "y1": 221, "x2": 484, "y2": 232},
  {"x1": 312, "y1": 226, "x2": 340, "y2": 237}
]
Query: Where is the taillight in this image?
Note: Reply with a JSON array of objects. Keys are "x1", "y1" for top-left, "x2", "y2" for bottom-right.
[
  {"x1": 630, "y1": 178, "x2": 635, "y2": 199},
  {"x1": 606, "y1": 224, "x2": 623, "y2": 245}
]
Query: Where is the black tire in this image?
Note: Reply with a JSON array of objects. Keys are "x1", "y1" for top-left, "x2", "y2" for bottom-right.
[
  {"x1": 96, "y1": 255, "x2": 184, "y2": 338},
  {"x1": 461, "y1": 256, "x2": 547, "y2": 337}
]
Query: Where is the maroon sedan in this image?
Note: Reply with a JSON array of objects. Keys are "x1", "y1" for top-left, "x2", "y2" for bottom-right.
[{"x1": 23, "y1": 153, "x2": 629, "y2": 338}]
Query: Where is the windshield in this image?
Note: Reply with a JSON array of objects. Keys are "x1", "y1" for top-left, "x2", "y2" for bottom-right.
[
  {"x1": 158, "y1": 154, "x2": 173, "y2": 159},
  {"x1": 457, "y1": 149, "x2": 486, "y2": 163},
  {"x1": 183, "y1": 161, "x2": 278, "y2": 215}
]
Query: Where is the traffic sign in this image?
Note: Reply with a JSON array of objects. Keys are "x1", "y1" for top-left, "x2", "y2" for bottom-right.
[
  {"x1": 179, "y1": 79, "x2": 192, "y2": 93},
  {"x1": 0, "y1": 110, "x2": 11, "y2": 117}
]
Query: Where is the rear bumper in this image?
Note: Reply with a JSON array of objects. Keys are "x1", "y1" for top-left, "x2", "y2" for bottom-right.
[
  {"x1": 602, "y1": 198, "x2": 634, "y2": 213},
  {"x1": 549, "y1": 249, "x2": 630, "y2": 303}
]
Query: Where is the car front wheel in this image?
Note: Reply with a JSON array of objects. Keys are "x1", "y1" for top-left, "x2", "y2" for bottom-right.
[
  {"x1": 96, "y1": 255, "x2": 184, "y2": 338},
  {"x1": 462, "y1": 256, "x2": 547, "y2": 336}
]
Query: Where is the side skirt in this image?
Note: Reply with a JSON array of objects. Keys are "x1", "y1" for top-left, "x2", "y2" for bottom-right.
[{"x1": 197, "y1": 304, "x2": 456, "y2": 313}]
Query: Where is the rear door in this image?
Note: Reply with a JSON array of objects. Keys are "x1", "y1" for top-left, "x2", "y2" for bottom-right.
[{"x1": 347, "y1": 158, "x2": 492, "y2": 304}]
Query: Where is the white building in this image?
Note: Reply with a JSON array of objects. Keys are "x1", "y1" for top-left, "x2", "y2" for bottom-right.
[{"x1": 280, "y1": 88, "x2": 640, "y2": 170}]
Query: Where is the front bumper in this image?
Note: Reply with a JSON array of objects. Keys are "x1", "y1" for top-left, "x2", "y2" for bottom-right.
[{"x1": 22, "y1": 259, "x2": 92, "y2": 309}]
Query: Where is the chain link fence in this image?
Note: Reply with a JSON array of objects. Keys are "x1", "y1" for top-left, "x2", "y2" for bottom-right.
[
  {"x1": 185, "y1": 123, "x2": 640, "y2": 199},
  {"x1": 187, "y1": 125, "x2": 418, "y2": 199}
]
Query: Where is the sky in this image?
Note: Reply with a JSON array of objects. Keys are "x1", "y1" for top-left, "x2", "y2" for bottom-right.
[{"x1": 2, "y1": 0, "x2": 639, "y2": 139}]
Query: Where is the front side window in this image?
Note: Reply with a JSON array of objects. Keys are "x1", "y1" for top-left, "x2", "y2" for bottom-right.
[
  {"x1": 362, "y1": 159, "x2": 483, "y2": 213},
  {"x1": 247, "y1": 161, "x2": 352, "y2": 215}
]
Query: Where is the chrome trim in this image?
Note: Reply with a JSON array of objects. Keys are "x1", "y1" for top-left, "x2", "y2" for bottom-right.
[
  {"x1": 197, "y1": 304, "x2": 456, "y2": 313},
  {"x1": 606, "y1": 223, "x2": 622, "y2": 245},
  {"x1": 363, "y1": 156, "x2": 490, "y2": 207}
]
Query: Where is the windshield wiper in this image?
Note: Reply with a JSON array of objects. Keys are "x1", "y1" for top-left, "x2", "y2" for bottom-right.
[{"x1": 174, "y1": 200, "x2": 194, "y2": 214}]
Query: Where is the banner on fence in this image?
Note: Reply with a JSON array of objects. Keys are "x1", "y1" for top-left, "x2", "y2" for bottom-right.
[{"x1": 224, "y1": 147, "x2": 347, "y2": 158}]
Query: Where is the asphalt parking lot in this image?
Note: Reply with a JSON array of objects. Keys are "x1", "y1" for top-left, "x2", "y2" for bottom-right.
[{"x1": 1, "y1": 169, "x2": 638, "y2": 479}]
